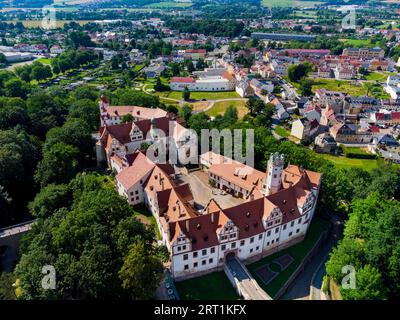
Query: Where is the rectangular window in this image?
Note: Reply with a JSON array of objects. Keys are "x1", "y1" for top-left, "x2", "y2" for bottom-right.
[
  {"x1": 231, "y1": 242, "x2": 236, "y2": 249},
  {"x1": 298, "y1": 218, "x2": 302, "y2": 224},
  {"x1": 258, "y1": 234, "x2": 262, "y2": 240},
  {"x1": 291, "y1": 221, "x2": 294, "y2": 227},
  {"x1": 250, "y1": 248, "x2": 253, "y2": 253},
  {"x1": 256, "y1": 246, "x2": 259, "y2": 251},
  {"x1": 289, "y1": 232, "x2": 293, "y2": 237},
  {"x1": 202, "y1": 260, "x2": 206, "y2": 266},
  {"x1": 267, "y1": 230, "x2": 271, "y2": 237},
  {"x1": 182, "y1": 245, "x2": 186, "y2": 250},
  {"x1": 283, "y1": 224, "x2": 287, "y2": 230},
  {"x1": 193, "y1": 262, "x2": 198, "y2": 268},
  {"x1": 183, "y1": 254, "x2": 188, "y2": 261},
  {"x1": 209, "y1": 258, "x2": 213, "y2": 264},
  {"x1": 184, "y1": 264, "x2": 189, "y2": 270},
  {"x1": 193, "y1": 252, "x2": 198, "y2": 258},
  {"x1": 210, "y1": 247, "x2": 215, "y2": 254},
  {"x1": 202, "y1": 249, "x2": 207, "y2": 256},
  {"x1": 275, "y1": 227, "x2": 279, "y2": 234},
  {"x1": 296, "y1": 228, "x2": 300, "y2": 233},
  {"x1": 221, "y1": 245, "x2": 226, "y2": 250},
  {"x1": 240, "y1": 240, "x2": 245, "y2": 246},
  {"x1": 250, "y1": 237, "x2": 254, "y2": 243}
]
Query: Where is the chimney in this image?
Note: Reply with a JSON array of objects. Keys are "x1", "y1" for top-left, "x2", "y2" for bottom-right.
[{"x1": 186, "y1": 220, "x2": 189, "y2": 232}]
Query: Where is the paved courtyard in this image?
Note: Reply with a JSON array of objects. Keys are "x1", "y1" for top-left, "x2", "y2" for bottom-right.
[{"x1": 176, "y1": 170, "x2": 243, "y2": 210}]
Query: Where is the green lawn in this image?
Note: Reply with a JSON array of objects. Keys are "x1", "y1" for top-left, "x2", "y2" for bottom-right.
[
  {"x1": 320, "y1": 154, "x2": 379, "y2": 171},
  {"x1": 341, "y1": 38, "x2": 375, "y2": 48},
  {"x1": 175, "y1": 271, "x2": 240, "y2": 300},
  {"x1": 364, "y1": 72, "x2": 387, "y2": 82},
  {"x1": 37, "y1": 58, "x2": 51, "y2": 65},
  {"x1": 311, "y1": 78, "x2": 367, "y2": 96},
  {"x1": 133, "y1": 205, "x2": 162, "y2": 240},
  {"x1": 275, "y1": 126, "x2": 290, "y2": 138},
  {"x1": 206, "y1": 100, "x2": 248, "y2": 118},
  {"x1": 247, "y1": 217, "x2": 330, "y2": 298},
  {"x1": 160, "y1": 90, "x2": 240, "y2": 101}
]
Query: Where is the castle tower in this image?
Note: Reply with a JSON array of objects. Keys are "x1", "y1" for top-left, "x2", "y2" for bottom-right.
[{"x1": 264, "y1": 152, "x2": 284, "y2": 196}]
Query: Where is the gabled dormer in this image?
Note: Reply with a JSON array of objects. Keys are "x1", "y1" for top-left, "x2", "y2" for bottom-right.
[
  {"x1": 218, "y1": 219, "x2": 238, "y2": 242},
  {"x1": 129, "y1": 123, "x2": 143, "y2": 142},
  {"x1": 263, "y1": 206, "x2": 282, "y2": 229},
  {"x1": 298, "y1": 191, "x2": 314, "y2": 215},
  {"x1": 170, "y1": 223, "x2": 192, "y2": 255}
]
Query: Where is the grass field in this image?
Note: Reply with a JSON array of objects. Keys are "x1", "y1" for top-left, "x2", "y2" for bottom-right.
[
  {"x1": 175, "y1": 271, "x2": 240, "y2": 300},
  {"x1": 311, "y1": 78, "x2": 368, "y2": 96},
  {"x1": 340, "y1": 38, "x2": 375, "y2": 48},
  {"x1": 320, "y1": 154, "x2": 379, "y2": 171},
  {"x1": 248, "y1": 217, "x2": 330, "y2": 298},
  {"x1": 275, "y1": 126, "x2": 290, "y2": 138},
  {"x1": 206, "y1": 100, "x2": 248, "y2": 118},
  {"x1": 37, "y1": 58, "x2": 52, "y2": 65},
  {"x1": 6, "y1": 20, "x2": 95, "y2": 28},
  {"x1": 145, "y1": 1, "x2": 192, "y2": 8},
  {"x1": 262, "y1": 0, "x2": 322, "y2": 7}
]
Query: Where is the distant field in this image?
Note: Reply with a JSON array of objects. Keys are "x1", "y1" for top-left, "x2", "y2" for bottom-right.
[
  {"x1": 145, "y1": 1, "x2": 192, "y2": 8},
  {"x1": 262, "y1": 0, "x2": 323, "y2": 7},
  {"x1": 6, "y1": 20, "x2": 95, "y2": 28}
]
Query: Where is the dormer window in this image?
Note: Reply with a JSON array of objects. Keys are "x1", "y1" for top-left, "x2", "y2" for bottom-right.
[{"x1": 196, "y1": 223, "x2": 201, "y2": 230}]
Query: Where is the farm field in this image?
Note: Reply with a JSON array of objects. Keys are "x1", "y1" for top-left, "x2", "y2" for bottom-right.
[
  {"x1": 262, "y1": 0, "x2": 323, "y2": 7},
  {"x1": 6, "y1": 20, "x2": 95, "y2": 28},
  {"x1": 145, "y1": 1, "x2": 192, "y2": 8}
]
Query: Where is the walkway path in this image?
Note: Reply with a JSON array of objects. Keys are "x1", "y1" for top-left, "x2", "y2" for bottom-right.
[
  {"x1": 280, "y1": 215, "x2": 343, "y2": 300},
  {"x1": 225, "y1": 256, "x2": 271, "y2": 300}
]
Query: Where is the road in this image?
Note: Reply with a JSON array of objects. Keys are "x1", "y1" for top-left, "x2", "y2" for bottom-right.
[{"x1": 280, "y1": 215, "x2": 343, "y2": 300}]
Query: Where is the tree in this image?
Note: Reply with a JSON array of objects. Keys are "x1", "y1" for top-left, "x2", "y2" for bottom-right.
[
  {"x1": 0, "y1": 272, "x2": 16, "y2": 300},
  {"x1": 366, "y1": 206, "x2": 400, "y2": 297},
  {"x1": 0, "y1": 53, "x2": 6, "y2": 64},
  {"x1": 182, "y1": 86, "x2": 190, "y2": 101},
  {"x1": 178, "y1": 104, "x2": 193, "y2": 122},
  {"x1": 30, "y1": 62, "x2": 52, "y2": 81},
  {"x1": 287, "y1": 62, "x2": 313, "y2": 82},
  {"x1": 35, "y1": 142, "x2": 80, "y2": 187},
  {"x1": 340, "y1": 265, "x2": 387, "y2": 300},
  {"x1": 299, "y1": 79, "x2": 313, "y2": 96},
  {"x1": 28, "y1": 183, "x2": 71, "y2": 219},
  {"x1": 119, "y1": 240, "x2": 163, "y2": 300},
  {"x1": 4, "y1": 78, "x2": 29, "y2": 99},
  {"x1": 325, "y1": 237, "x2": 365, "y2": 284},
  {"x1": 67, "y1": 99, "x2": 99, "y2": 131},
  {"x1": 117, "y1": 114, "x2": 133, "y2": 125}
]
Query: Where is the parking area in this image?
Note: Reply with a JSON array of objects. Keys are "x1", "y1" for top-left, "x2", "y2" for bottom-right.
[{"x1": 177, "y1": 170, "x2": 243, "y2": 210}]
